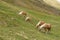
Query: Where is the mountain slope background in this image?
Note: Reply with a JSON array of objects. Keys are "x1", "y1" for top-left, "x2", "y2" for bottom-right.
[
  {"x1": 0, "y1": 0, "x2": 60, "y2": 40},
  {"x1": 2, "y1": 0, "x2": 60, "y2": 15},
  {"x1": 43, "y1": 0, "x2": 60, "y2": 9}
]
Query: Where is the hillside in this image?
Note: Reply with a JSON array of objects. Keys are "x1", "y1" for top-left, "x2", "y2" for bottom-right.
[
  {"x1": 2, "y1": 0, "x2": 60, "y2": 15},
  {"x1": 0, "y1": 0, "x2": 60, "y2": 40}
]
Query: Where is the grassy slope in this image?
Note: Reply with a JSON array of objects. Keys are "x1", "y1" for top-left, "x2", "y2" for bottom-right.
[
  {"x1": 2, "y1": 0, "x2": 60, "y2": 15},
  {"x1": 0, "y1": 0, "x2": 60, "y2": 40}
]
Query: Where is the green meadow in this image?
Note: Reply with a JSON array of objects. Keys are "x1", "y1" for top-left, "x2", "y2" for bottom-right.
[{"x1": 0, "y1": 0, "x2": 60, "y2": 40}]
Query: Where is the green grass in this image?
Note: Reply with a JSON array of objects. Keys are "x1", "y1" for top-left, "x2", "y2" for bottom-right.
[
  {"x1": 0, "y1": 0, "x2": 60, "y2": 40},
  {"x1": 2, "y1": 0, "x2": 60, "y2": 15}
]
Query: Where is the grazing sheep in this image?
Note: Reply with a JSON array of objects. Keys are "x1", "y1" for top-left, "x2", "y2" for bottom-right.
[
  {"x1": 19, "y1": 11, "x2": 27, "y2": 17},
  {"x1": 36, "y1": 21, "x2": 51, "y2": 33},
  {"x1": 36, "y1": 21, "x2": 45, "y2": 28},
  {"x1": 25, "y1": 16, "x2": 31, "y2": 22},
  {"x1": 39, "y1": 23, "x2": 51, "y2": 33}
]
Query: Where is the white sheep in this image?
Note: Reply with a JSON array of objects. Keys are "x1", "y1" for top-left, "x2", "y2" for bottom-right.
[
  {"x1": 25, "y1": 16, "x2": 31, "y2": 22},
  {"x1": 36, "y1": 21, "x2": 45, "y2": 28},
  {"x1": 19, "y1": 11, "x2": 27, "y2": 17}
]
